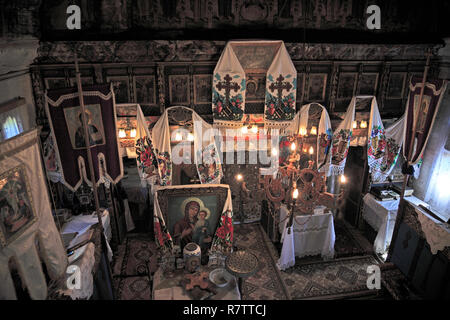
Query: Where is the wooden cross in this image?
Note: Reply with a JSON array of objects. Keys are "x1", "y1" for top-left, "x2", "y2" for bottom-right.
[
  {"x1": 269, "y1": 74, "x2": 293, "y2": 118},
  {"x1": 216, "y1": 74, "x2": 241, "y2": 117}
]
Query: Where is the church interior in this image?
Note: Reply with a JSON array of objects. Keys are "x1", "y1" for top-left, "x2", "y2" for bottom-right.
[{"x1": 1, "y1": 0, "x2": 450, "y2": 302}]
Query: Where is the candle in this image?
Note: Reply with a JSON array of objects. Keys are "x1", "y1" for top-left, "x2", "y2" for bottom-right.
[
  {"x1": 130, "y1": 129, "x2": 136, "y2": 138},
  {"x1": 291, "y1": 143, "x2": 296, "y2": 151},
  {"x1": 352, "y1": 121, "x2": 358, "y2": 129},
  {"x1": 360, "y1": 121, "x2": 367, "y2": 129},
  {"x1": 293, "y1": 188, "x2": 299, "y2": 199},
  {"x1": 118, "y1": 129, "x2": 126, "y2": 138},
  {"x1": 241, "y1": 126, "x2": 248, "y2": 134},
  {"x1": 309, "y1": 146, "x2": 314, "y2": 154},
  {"x1": 175, "y1": 132, "x2": 182, "y2": 141},
  {"x1": 187, "y1": 133, "x2": 194, "y2": 141},
  {"x1": 251, "y1": 125, "x2": 258, "y2": 134},
  {"x1": 310, "y1": 126, "x2": 317, "y2": 135},
  {"x1": 299, "y1": 127, "x2": 307, "y2": 136},
  {"x1": 271, "y1": 148, "x2": 278, "y2": 156},
  {"x1": 236, "y1": 174, "x2": 243, "y2": 181},
  {"x1": 340, "y1": 175, "x2": 346, "y2": 184}
]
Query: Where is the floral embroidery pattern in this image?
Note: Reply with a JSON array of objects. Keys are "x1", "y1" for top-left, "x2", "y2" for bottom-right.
[
  {"x1": 265, "y1": 92, "x2": 296, "y2": 121},
  {"x1": 197, "y1": 144, "x2": 222, "y2": 184},
  {"x1": 135, "y1": 136, "x2": 158, "y2": 178},
  {"x1": 212, "y1": 73, "x2": 245, "y2": 122},
  {"x1": 265, "y1": 73, "x2": 296, "y2": 121},
  {"x1": 153, "y1": 216, "x2": 173, "y2": 251},
  {"x1": 368, "y1": 125, "x2": 386, "y2": 160},
  {"x1": 331, "y1": 129, "x2": 352, "y2": 165},
  {"x1": 211, "y1": 210, "x2": 233, "y2": 253},
  {"x1": 155, "y1": 150, "x2": 172, "y2": 186}
]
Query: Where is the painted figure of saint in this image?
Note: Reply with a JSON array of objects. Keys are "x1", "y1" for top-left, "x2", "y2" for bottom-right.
[
  {"x1": 74, "y1": 110, "x2": 103, "y2": 148},
  {"x1": 173, "y1": 200, "x2": 200, "y2": 249}
]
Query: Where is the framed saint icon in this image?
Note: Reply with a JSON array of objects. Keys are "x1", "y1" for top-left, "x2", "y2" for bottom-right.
[{"x1": 63, "y1": 104, "x2": 106, "y2": 149}]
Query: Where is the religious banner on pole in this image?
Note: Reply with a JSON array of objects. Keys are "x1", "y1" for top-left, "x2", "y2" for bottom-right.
[
  {"x1": 403, "y1": 77, "x2": 447, "y2": 165},
  {"x1": 0, "y1": 129, "x2": 67, "y2": 300},
  {"x1": 45, "y1": 84, "x2": 124, "y2": 191}
]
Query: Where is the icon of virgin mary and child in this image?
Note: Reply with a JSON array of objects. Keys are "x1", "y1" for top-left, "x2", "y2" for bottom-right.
[{"x1": 173, "y1": 198, "x2": 212, "y2": 251}]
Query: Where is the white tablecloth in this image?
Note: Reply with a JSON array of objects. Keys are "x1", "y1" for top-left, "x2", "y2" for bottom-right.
[
  {"x1": 57, "y1": 242, "x2": 96, "y2": 300},
  {"x1": 277, "y1": 204, "x2": 335, "y2": 270},
  {"x1": 362, "y1": 194, "x2": 425, "y2": 256}
]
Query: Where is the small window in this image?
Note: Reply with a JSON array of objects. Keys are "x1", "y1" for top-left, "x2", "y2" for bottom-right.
[{"x1": 2, "y1": 116, "x2": 23, "y2": 139}]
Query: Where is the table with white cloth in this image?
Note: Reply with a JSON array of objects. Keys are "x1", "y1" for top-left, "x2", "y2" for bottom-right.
[
  {"x1": 362, "y1": 194, "x2": 426, "y2": 257},
  {"x1": 277, "y1": 204, "x2": 335, "y2": 270}
]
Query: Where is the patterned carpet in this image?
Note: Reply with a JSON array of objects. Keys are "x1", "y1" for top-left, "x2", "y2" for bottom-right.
[
  {"x1": 112, "y1": 234, "x2": 158, "y2": 300},
  {"x1": 111, "y1": 220, "x2": 378, "y2": 300},
  {"x1": 280, "y1": 255, "x2": 380, "y2": 299},
  {"x1": 233, "y1": 223, "x2": 290, "y2": 300},
  {"x1": 334, "y1": 219, "x2": 374, "y2": 258}
]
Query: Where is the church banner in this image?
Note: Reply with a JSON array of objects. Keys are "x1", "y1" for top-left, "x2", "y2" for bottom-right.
[
  {"x1": 45, "y1": 84, "x2": 123, "y2": 191},
  {"x1": 403, "y1": 77, "x2": 447, "y2": 165},
  {"x1": 0, "y1": 129, "x2": 67, "y2": 299}
]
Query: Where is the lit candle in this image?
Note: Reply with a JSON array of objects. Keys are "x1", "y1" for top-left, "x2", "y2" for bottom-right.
[
  {"x1": 271, "y1": 148, "x2": 278, "y2": 156},
  {"x1": 187, "y1": 133, "x2": 194, "y2": 141},
  {"x1": 340, "y1": 175, "x2": 346, "y2": 184},
  {"x1": 310, "y1": 126, "x2": 317, "y2": 135},
  {"x1": 290, "y1": 143, "x2": 296, "y2": 151},
  {"x1": 360, "y1": 121, "x2": 367, "y2": 129},
  {"x1": 241, "y1": 126, "x2": 248, "y2": 134},
  {"x1": 293, "y1": 188, "x2": 299, "y2": 199},
  {"x1": 175, "y1": 132, "x2": 182, "y2": 141},
  {"x1": 236, "y1": 174, "x2": 243, "y2": 181},
  {"x1": 309, "y1": 146, "x2": 314, "y2": 155},
  {"x1": 130, "y1": 129, "x2": 136, "y2": 138},
  {"x1": 251, "y1": 125, "x2": 258, "y2": 134},
  {"x1": 299, "y1": 127, "x2": 307, "y2": 136},
  {"x1": 118, "y1": 129, "x2": 126, "y2": 138},
  {"x1": 352, "y1": 121, "x2": 358, "y2": 129}
]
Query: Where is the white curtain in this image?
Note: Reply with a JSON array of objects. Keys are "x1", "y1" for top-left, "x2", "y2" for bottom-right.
[{"x1": 425, "y1": 147, "x2": 450, "y2": 216}]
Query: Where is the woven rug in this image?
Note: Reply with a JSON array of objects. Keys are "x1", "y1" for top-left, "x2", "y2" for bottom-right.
[
  {"x1": 113, "y1": 234, "x2": 158, "y2": 300},
  {"x1": 280, "y1": 255, "x2": 380, "y2": 300},
  {"x1": 234, "y1": 223, "x2": 290, "y2": 300},
  {"x1": 334, "y1": 219, "x2": 374, "y2": 258}
]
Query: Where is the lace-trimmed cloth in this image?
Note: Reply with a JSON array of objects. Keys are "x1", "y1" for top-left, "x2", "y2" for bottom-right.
[{"x1": 416, "y1": 208, "x2": 450, "y2": 254}]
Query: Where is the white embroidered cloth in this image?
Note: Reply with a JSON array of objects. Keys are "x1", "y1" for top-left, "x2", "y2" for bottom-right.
[
  {"x1": 416, "y1": 208, "x2": 450, "y2": 254},
  {"x1": 57, "y1": 242, "x2": 96, "y2": 300},
  {"x1": 277, "y1": 205, "x2": 335, "y2": 270},
  {"x1": 362, "y1": 193, "x2": 399, "y2": 256},
  {"x1": 362, "y1": 194, "x2": 427, "y2": 256}
]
